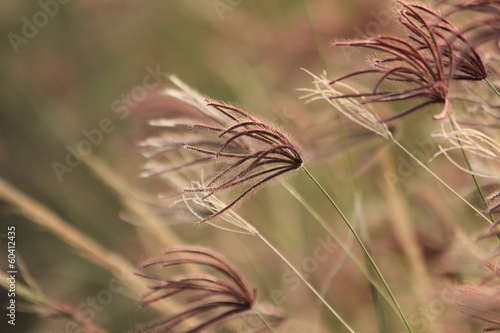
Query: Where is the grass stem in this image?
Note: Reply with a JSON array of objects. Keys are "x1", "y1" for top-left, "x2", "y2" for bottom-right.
[
  {"x1": 301, "y1": 166, "x2": 413, "y2": 333},
  {"x1": 391, "y1": 139, "x2": 492, "y2": 225},
  {"x1": 279, "y1": 179, "x2": 397, "y2": 311},
  {"x1": 301, "y1": 0, "x2": 329, "y2": 74},
  {"x1": 486, "y1": 78, "x2": 500, "y2": 98},
  {"x1": 448, "y1": 118, "x2": 496, "y2": 224},
  {"x1": 256, "y1": 232, "x2": 357, "y2": 333}
]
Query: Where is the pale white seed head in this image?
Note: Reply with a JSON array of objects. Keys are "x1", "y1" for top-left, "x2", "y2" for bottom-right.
[
  {"x1": 300, "y1": 70, "x2": 392, "y2": 140},
  {"x1": 431, "y1": 119, "x2": 500, "y2": 178},
  {"x1": 181, "y1": 180, "x2": 258, "y2": 235}
]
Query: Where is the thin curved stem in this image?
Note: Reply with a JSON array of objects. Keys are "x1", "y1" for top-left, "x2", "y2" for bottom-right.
[
  {"x1": 279, "y1": 179, "x2": 396, "y2": 312},
  {"x1": 301, "y1": 0, "x2": 329, "y2": 74},
  {"x1": 486, "y1": 78, "x2": 500, "y2": 98},
  {"x1": 390, "y1": 139, "x2": 492, "y2": 225},
  {"x1": 253, "y1": 310, "x2": 276, "y2": 333},
  {"x1": 301, "y1": 166, "x2": 413, "y2": 333},
  {"x1": 256, "y1": 231, "x2": 356, "y2": 333},
  {"x1": 448, "y1": 118, "x2": 496, "y2": 224}
]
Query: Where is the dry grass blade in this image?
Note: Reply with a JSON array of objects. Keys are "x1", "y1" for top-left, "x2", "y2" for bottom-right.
[
  {"x1": 82, "y1": 154, "x2": 186, "y2": 246},
  {"x1": 0, "y1": 176, "x2": 183, "y2": 316}
]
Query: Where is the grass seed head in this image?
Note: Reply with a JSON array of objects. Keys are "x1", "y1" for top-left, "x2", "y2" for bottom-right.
[
  {"x1": 329, "y1": 1, "x2": 488, "y2": 121},
  {"x1": 140, "y1": 77, "x2": 304, "y2": 223},
  {"x1": 134, "y1": 246, "x2": 258, "y2": 332}
]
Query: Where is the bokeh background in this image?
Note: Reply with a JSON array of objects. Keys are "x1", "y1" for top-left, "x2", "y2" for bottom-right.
[{"x1": 1, "y1": 1, "x2": 498, "y2": 332}]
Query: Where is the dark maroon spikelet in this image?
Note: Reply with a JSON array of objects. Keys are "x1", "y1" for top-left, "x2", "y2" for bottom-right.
[
  {"x1": 330, "y1": 1, "x2": 488, "y2": 122},
  {"x1": 135, "y1": 246, "x2": 257, "y2": 333},
  {"x1": 182, "y1": 101, "x2": 303, "y2": 220},
  {"x1": 140, "y1": 91, "x2": 304, "y2": 223}
]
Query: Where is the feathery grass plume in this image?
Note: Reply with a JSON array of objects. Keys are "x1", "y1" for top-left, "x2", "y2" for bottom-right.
[
  {"x1": 329, "y1": 1, "x2": 487, "y2": 122},
  {"x1": 181, "y1": 180, "x2": 258, "y2": 235},
  {"x1": 431, "y1": 119, "x2": 500, "y2": 178},
  {"x1": 134, "y1": 246, "x2": 279, "y2": 332},
  {"x1": 301, "y1": 70, "x2": 393, "y2": 140},
  {"x1": 139, "y1": 77, "x2": 303, "y2": 223},
  {"x1": 303, "y1": 70, "x2": 495, "y2": 227},
  {"x1": 286, "y1": 102, "x2": 397, "y2": 172}
]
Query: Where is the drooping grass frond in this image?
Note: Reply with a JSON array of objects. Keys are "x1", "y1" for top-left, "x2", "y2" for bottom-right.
[
  {"x1": 140, "y1": 77, "x2": 304, "y2": 223},
  {"x1": 135, "y1": 246, "x2": 263, "y2": 333},
  {"x1": 328, "y1": 1, "x2": 488, "y2": 121}
]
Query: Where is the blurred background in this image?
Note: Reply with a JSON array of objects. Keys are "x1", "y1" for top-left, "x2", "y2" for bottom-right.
[{"x1": 0, "y1": 1, "x2": 498, "y2": 332}]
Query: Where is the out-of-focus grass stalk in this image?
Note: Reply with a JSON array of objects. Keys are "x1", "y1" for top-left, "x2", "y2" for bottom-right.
[
  {"x1": 0, "y1": 270, "x2": 108, "y2": 333},
  {"x1": 380, "y1": 151, "x2": 439, "y2": 332},
  {"x1": 0, "y1": 177, "x2": 185, "y2": 317},
  {"x1": 17, "y1": 254, "x2": 44, "y2": 298},
  {"x1": 82, "y1": 154, "x2": 186, "y2": 246},
  {"x1": 301, "y1": 166, "x2": 414, "y2": 333},
  {"x1": 301, "y1": 0, "x2": 329, "y2": 74},
  {"x1": 0, "y1": 271, "x2": 46, "y2": 309}
]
